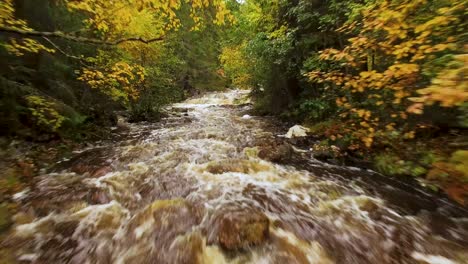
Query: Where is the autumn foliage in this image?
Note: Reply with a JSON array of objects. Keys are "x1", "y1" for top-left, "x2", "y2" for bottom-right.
[
  {"x1": 307, "y1": 0, "x2": 466, "y2": 150},
  {"x1": 219, "y1": 0, "x2": 467, "y2": 203},
  {"x1": 303, "y1": 0, "x2": 467, "y2": 202},
  {"x1": 1, "y1": 0, "x2": 233, "y2": 131}
]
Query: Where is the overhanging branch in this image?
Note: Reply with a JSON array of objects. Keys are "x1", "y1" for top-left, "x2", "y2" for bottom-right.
[
  {"x1": 42, "y1": 37, "x2": 83, "y2": 60},
  {"x1": 0, "y1": 26, "x2": 165, "y2": 45}
]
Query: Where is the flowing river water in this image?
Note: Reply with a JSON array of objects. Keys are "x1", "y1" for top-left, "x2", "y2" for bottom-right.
[{"x1": 2, "y1": 90, "x2": 468, "y2": 263}]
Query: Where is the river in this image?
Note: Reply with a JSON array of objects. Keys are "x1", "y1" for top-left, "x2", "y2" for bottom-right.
[{"x1": 2, "y1": 90, "x2": 467, "y2": 263}]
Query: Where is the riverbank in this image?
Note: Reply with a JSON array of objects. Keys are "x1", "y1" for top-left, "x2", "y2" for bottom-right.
[
  {"x1": 300, "y1": 121, "x2": 468, "y2": 206},
  {"x1": 0, "y1": 120, "x2": 134, "y2": 233},
  {"x1": 247, "y1": 103, "x2": 468, "y2": 207}
]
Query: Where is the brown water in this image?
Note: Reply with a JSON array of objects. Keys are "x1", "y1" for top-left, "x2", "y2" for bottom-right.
[{"x1": 3, "y1": 90, "x2": 468, "y2": 264}]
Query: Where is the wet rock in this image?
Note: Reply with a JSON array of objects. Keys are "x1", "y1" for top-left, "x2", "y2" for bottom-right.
[
  {"x1": 17, "y1": 160, "x2": 35, "y2": 178},
  {"x1": 284, "y1": 125, "x2": 309, "y2": 139},
  {"x1": 258, "y1": 142, "x2": 293, "y2": 162},
  {"x1": 91, "y1": 166, "x2": 112, "y2": 178},
  {"x1": 285, "y1": 136, "x2": 317, "y2": 146},
  {"x1": 118, "y1": 145, "x2": 154, "y2": 163},
  {"x1": 54, "y1": 147, "x2": 112, "y2": 176},
  {"x1": 311, "y1": 144, "x2": 341, "y2": 162},
  {"x1": 12, "y1": 211, "x2": 35, "y2": 225},
  {"x1": 208, "y1": 207, "x2": 269, "y2": 250},
  {"x1": 206, "y1": 161, "x2": 243, "y2": 174},
  {"x1": 88, "y1": 189, "x2": 111, "y2": 204},
  {"x1": 172, "y1": 107, "x2": 189, "y2": 113},
  {"x1": 54, "y1": 220, "x2": 79, "y2": 237},
  {"x1": 205, "y1": 159, "x2": 271, "y2": 174},
  {"x1": 116, "y1": 116, "x2": 130, "y2": 131},
  {"x1": 313, "y1": 150, "x2": 334, "y2": 160},
  {"x1": 357, "y1": 197, "x2": 380, "y2": 212},
  {"x1": 182, "y1": 117, "x2": 192, "y2": 123},
  {"x1": 146, "y1": 174, "x2": 197, "y2": 202}
]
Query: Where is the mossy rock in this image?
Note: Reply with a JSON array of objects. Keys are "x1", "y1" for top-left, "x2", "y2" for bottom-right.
[
  {"x1": 208, "y1": 207, "x2": 269, "y2": 250},
  {"x1": 205, "y1": 159, "x2": 271, "y2": 175}
]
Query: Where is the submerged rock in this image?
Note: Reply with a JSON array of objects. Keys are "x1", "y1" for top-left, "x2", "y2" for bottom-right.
[
  {"x1": 207, "y1": 207, "x2": 269, "y2": 250},
  {"x1": 12, "y1": 211, "x2": 35, "y2": 225}
]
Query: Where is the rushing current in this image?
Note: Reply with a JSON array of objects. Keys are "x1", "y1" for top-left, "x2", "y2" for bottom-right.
[{"x1": 3, "y1": 90, "x2": 468, "y2": 264}]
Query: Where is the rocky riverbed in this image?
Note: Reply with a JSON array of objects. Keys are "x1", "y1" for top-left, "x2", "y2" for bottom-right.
[{"x1": 0, "y1": 90, "x2": 467, "y2": 264}]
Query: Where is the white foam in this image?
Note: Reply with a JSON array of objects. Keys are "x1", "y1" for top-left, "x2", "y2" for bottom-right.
[{"x1": 411, "y1": 252, "x2": 456, "y2": 264}]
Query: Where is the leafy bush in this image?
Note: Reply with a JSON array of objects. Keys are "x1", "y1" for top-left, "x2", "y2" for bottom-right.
[
  {"x1": 374, "y1": 153, "x2": 429, "y2": 177},
  {"x1": 25, "y1": 95, "x2": 65, "y2": 132},
  {"x1": 428, "y1": 150, "x2": 468, "y2": 182}
]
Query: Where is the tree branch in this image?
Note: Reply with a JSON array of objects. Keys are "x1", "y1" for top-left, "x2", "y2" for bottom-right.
[
  {"x1": 0, "y1": 26, "x2": 165, "y2": 45},
  {"x1": 41, "y1": 37, "x2": 94, "y2": 67},
  {"x1": 42, "y1": 37, "x2": 82, "y2": 60}
]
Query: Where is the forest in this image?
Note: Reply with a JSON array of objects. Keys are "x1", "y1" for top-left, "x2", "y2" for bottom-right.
[
  {"x1": 2, "y1": 0, "x2": 466, "y2": 203},
  {"x1": 219, "y1": 0, "x2": 467, "y2": 204},
  {"x1": 0, "y1": 0, "x2": 467, "y2": 263}
]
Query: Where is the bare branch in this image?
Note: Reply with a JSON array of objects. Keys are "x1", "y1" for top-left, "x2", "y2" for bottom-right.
[
  {"x1": 0, "y1": 26, "x2": 165, "y2": 45},
  {"x1": 42, "y1": 37, "x2": 83, "y2": 60}
]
